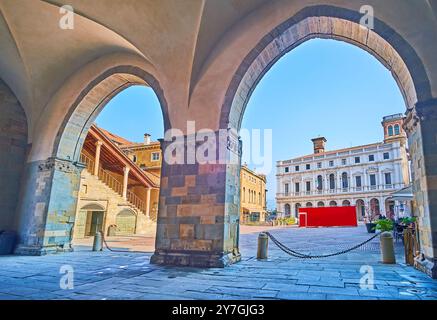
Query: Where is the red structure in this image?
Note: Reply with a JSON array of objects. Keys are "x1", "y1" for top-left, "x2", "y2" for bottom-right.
[{"x1": 299, "y1": 206, "x2": 357, "y2": 228}]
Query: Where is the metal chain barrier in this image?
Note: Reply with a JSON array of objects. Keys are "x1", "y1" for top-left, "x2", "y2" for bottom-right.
[
  {"x1": 101, "y1": 233, "x2": 148, "y2": 254},
  {"x1": 265, "y1": 231, "x2": 381, "y2": 259}
]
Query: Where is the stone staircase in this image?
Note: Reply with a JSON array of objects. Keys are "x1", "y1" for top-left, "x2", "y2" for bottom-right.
[{"x1": 80, "y1": 153, "x2": 150, "y2": 219}]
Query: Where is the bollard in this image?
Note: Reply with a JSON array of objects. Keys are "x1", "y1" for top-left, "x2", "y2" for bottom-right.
[
  {"x1": 92, "y1": 231, "x2": 103, "y2": 251},
  {"x1": 380, "y1": 231, "x2": 396, "y2": 264},
  {"x1": 257, "y1": 233, "x2": 268, "y2": 260}
]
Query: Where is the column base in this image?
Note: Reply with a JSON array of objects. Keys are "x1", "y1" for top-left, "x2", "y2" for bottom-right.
[
  {"x1": 150, "y1": 250, "x2": 241, "y2": 268},
  {"x1": 414, "y1": 255, "x2": 437, "y2": 279},
  {"x1": 14, "y1": 244, "x2": 74, "y2": 256}
]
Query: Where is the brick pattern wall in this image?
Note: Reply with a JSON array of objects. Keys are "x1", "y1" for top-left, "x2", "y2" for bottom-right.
[
  {"x1": 405, "y1": 100, "x2": 437, "y2": 278},
  {"x1": 151, "y1": 131, "x2": 242, "y2": 267}
]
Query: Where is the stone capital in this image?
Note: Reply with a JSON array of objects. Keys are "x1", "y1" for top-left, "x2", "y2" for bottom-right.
[{"x1": 404, "y1": 98, "x2": 437, "y2": 135}]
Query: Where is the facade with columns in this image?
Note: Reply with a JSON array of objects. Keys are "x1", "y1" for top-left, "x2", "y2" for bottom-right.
[
  {"x1": 276, "y1": 114, "x2": 411, "y2": 221},
  {"x1": 73, "y1": 125, "x2": 159, "y2": 238}
]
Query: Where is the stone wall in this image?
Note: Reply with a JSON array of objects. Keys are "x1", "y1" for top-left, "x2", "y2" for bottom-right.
[
  {"x1": 0, "y1": 79, "x2": 27, "y2": 232},
  {"x1": 405, "y1": 100, "x2": 437, "y2": 278},
  {"x1": 151, "y1": 131, "x2": 242, "y2": 267}
]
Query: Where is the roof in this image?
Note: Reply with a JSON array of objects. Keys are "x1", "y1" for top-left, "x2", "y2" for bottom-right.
[
  {"x1": 284, "y1": 141, "x2": 383, "y2": 162},
  {"x1": 97, "y1": 126, "x2": 135, "y2": 146},
  {"x1": 388, "y1": 185, "x2": 413, "y2": 201}
]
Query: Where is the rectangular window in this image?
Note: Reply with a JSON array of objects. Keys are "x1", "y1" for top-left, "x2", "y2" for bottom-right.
[
  {"x1": 329, "y1": 160, "x2": 334, "y2": 167},
  {"x1": 385, "y1": 172, "x2": 392, "y2": 185},
  {"x1": 355, "y1": 176, "x2": 362, "y2": 188},
  {"x1": 341, "y1": 158, "x2": 347, "y2": 165},
  {"x1": 284, "y1": 167, "x2": 289, "y2": 173},
  {"x1": 317, "y1": 162, "x2": 322, "y2": 169},
  {"x1": 383, "y1": 152, "x2": 390, "y2": 160},
  {"x1": 295, "y1": 165, "x2": 300, "y2": 172},
  {"x1": 306, "y1": 181, "x2": 311, "y2": 192},
  {"x1": 370, "y1": 174, "x2": 376, "y2": 186},
  {"x1": 368, "y1": 154, "x2": 375, "y2": 162},
  {"x1": 306, "y1": 164, "x2": 310, "y2": 170},
  {"x1": 295, "y1": 183, "x2": 300, "y2": 193},
  {"x1": 284, "y1": 183, "x2": 289, "y2": 194},
  {"x1": 354, "y1": 156, "x2": 360, "y2": 164},
  {"x1": 151, "y1": 152, "x2": 160, "y2": 161}
]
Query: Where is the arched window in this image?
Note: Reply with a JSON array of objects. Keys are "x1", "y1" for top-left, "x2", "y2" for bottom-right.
[
  {"x1": 342, "y1": 200, "x2": 351, "y2": 206},
  {"x1": 394, "y1": 124, "x2": 400, "y2": 135},
  {"x1": 370, "y1": 198, "x2": 380, "y2": 215},
  {"x1": 317, "y1": 201, "x2": 324, "y2": 207},
  {"x1": 388, "y1": 125, "x2": 394, "y2": 136},
  {"x1": 317, "y1": 175, "x2": 323, "y2": 190},
  {"x1": 295, "y1": 203, "x2": 301, "y2": 217},
  {"x1": 329, "y1": 174, "x2": 335, "y2": 190},
  {"x1": 306, "y1": 202, "x2": 313, "y2": 207},
  {"x1": 341, "y1": 172, "x2": 348, "y2": 189},
  {"x1": 284, "y1": 203, "x2": 291, "y2": 216},
  {"x1": 242, "y1": 187, "x2": 245, "y2": 202},
  {"x1": 329, "y1": 200, "x2": 337, "y2": 207}
]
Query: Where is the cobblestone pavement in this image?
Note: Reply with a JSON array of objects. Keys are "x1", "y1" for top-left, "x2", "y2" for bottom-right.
[{"x1": 1, "y1": 225, "x2": 436, "y2": 300}]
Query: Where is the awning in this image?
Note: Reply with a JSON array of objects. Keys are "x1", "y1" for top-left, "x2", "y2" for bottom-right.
[{"x1": 388, "y1": 185, "x2": 413, "y2": 201}]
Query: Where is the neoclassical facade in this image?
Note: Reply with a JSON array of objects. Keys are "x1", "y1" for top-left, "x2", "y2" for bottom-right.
[{"x1": 276, "y1": 114, "x2": 410, "y2": 221}]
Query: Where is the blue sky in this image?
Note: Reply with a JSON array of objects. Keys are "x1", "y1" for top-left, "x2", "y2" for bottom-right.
[{"x1": 96, "y1": 39, "x2": 405, "y2": 209}]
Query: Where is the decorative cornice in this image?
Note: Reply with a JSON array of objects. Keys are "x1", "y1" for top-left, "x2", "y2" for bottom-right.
[
  {"x1": 38, "y1": 157, "x2": 84, "y2": 173},
  {"x1": 404, "y1": 98, "x2": 437, "y2": 135}
]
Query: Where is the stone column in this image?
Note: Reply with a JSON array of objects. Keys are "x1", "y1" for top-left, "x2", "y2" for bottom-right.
[
  {"x1": 145, "y1": 188, "x2": 151, "y2": 218},
  {"x1": 14, "y1": 157, "x2": 85, "y2": 255},
  {"x1": 404, "y1": 99, "x2": 437, "y2": 278},
  {"x1": 93, "y1": 140, "x2": 103, "y2": 176},
  {"x1": 122, "y1": 166, "x2": 130, "y2": 199},
  {"x1": 151, "y1": 130, "x2": 241, "y2": 267}
]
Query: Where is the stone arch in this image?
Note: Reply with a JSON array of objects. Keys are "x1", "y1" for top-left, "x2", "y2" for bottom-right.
[
  {"x1": 329, "y1": 200, "x2": 338, "y2": 207},
  {"x1": 219, "y1": 5, "x2": 431, "y2": 131},
  {"x1": 80, "y1": 203, "x2": 105, "y2": 211},
  {"x1": 53, "y1": 66, "x2": 170, "y2": 163},
  {"x1": 342, "y1": 200, "x2": 351, "y2": 206},
  {"x1": 284, "y1": 203, "x2": 291, "y2": 216},
  {"x1": 0, "y1": 78, "x2": 28, "y2": 232},
  {"x1": 14, "y1": 65, "x2": 169, "y2": 254},
  {"x1": 115, "y1": 209, "x2": 137, "y2": 236},
  {"x1": 317, "y1": 201, "x2": 325, "y2": 207}
]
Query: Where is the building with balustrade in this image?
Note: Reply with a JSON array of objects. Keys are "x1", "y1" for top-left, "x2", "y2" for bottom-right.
[
  {"x1": 73, "y1": 125, "x2": 160, "y2": 239},
  {"x1": 276, "y1": 114, "x2": 411, "y2": 221}
]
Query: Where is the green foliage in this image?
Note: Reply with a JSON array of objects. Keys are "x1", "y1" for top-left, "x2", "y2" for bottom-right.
[
  {"x1": 374, "y1": 218, "x2": 394, "y2": 232},
  {"x1": 277, "y1": 217, "x2": 296, "y2": 225},
  {"x1": 400, "y1": 217, "x2": 416, "y2": 225}
]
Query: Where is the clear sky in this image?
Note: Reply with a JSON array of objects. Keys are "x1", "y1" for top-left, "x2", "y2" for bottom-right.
[{"x1": 96, "y1": 38, "x2": 405, "y2": 209}]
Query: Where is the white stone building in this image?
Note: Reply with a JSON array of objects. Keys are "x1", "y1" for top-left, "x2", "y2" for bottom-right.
[{"x1": 276, "y1": 114, "x2": 411, "y2": 221}]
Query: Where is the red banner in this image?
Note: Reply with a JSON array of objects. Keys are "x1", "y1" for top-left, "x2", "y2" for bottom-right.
[{"x1": 299, "y1": 206, "x2": 357, "y2": 228}]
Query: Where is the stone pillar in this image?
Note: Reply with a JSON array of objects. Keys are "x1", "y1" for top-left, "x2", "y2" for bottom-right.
[
  {"x1": 145, "y1": 188, "x2": 151, "y2": 218},
  {"x1": 404, "y1": 99, "x2": 437, "y2": 278},
  {"x1": 151, "y1": 130, "x2": 242, "y2": 267},
  {"x1": 93, "y1": 140, "x2": 103, "y2": 175},
  {"x1": 14, "y1": 157, "x2": 85, "y2": 255},
  {"x1": 122, "y1": 166, "x2": 130, "y2": 199}
]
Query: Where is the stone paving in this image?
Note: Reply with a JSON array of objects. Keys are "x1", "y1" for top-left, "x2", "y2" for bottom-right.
[{"x1": 0, "y1": 225, "x2": 436, "y2": 300}]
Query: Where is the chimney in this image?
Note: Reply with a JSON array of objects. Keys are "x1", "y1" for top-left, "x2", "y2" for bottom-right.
[
  {"x1": 311, "y1": 137, "x2": 327, "y2": 154},
  {"x1": 144, "y1": 133, "x2": 151, "y2": 145}
]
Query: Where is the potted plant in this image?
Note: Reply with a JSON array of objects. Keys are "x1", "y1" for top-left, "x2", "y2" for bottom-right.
[{"x1": 374, "y1": 218, "x2": 396, "y2": 264}]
